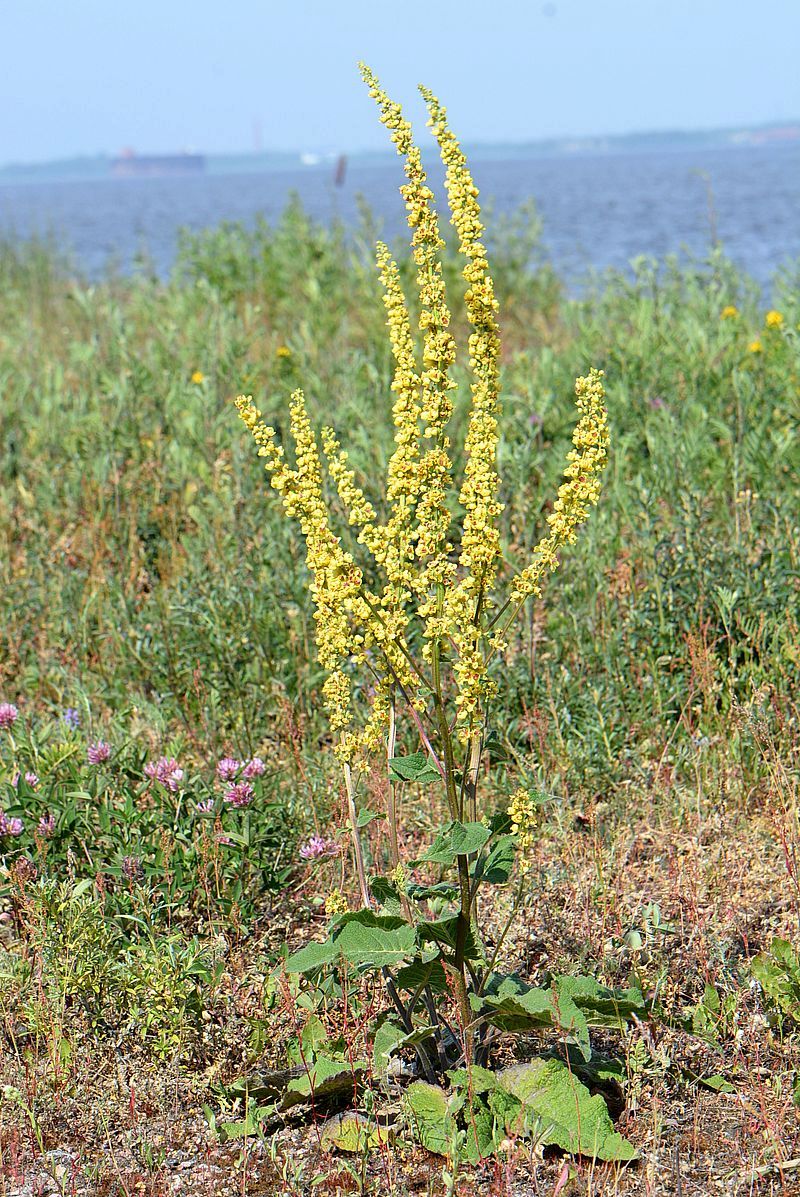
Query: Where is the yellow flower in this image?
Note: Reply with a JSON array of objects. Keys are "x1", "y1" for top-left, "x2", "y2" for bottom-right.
[
  {"x1": 325, "y1": 888, "x2": 349, "y2": 917},
  {"x1": 191, "y1": 370, "x2": 205, "y2": 384},
  {"x1": 235, "y1": 391, "x2": 371, "y2": 759},
  {"x1": 765, "y1": 310, "x2": 784, "y2": 328},
  {"x1": 421, "y1": 85, "x2": 504, "y2": 739},
  {"x1": 747, "y1": 340, "x2": 763, "y2": 354},
  {"x1": 720, "y1": 305, "x2": 738, "y2": 320},
  {"x1": 276, "y1": 345, "x2": 292, "y2": 358}
]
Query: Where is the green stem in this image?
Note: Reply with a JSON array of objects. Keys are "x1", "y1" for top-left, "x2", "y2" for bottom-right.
[
  {"x1": 462, "y1": 732, "x2": 483, "y2": 826},
  {"x1": 386, "y1": 695, "x2": 400, "y2": 868},
  {"x1": 430, "y1": 581, "x2": 473, "y2": 1062},
  {"x1": 343, "y1": 761, "x2": 371, "y2": 910}
]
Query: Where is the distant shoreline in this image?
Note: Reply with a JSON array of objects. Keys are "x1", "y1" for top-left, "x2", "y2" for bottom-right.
[{"x1": 1, "y1": 120, "x2": 798, "y2": 185}]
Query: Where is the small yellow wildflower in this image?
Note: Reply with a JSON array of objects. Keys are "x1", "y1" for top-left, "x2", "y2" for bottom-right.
[
  {"x1": 325, "y1": 888, "x2": 349, "y2": 917},
  {"x1": 720, "y1": 305, "x2": 738, "y2": 320},
  {"x1": 276, "y1": 345, "x2": 292, "y2": 358},
  {"x1": 389, "y1": 862, "x2": 409, "y2": 891},
  {"x1": 747, "y1": 340, "x2": 763, "y2": 354},
  {"x1": 191, "y1": 370, "x2": 205, "y2": 384},
  {"x1": 765, "y1": 310, "x2": 783, "y2": 328}
]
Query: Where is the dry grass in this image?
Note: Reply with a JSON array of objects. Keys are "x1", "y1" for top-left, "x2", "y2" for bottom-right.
[{"x1": 3, "y1": 776, "x2": 799, "y2": 1196}]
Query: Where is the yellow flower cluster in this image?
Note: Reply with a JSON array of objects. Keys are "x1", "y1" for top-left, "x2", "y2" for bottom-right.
[
  {"x1": 422, "y1": 86, "x2": 502, "y2": 592},
  {"x1": 765, "y1": 310, "x2": 783, "y2": 328},
  {"x1": 748, "y1": 340, "x2": 763, "y2": 354},
  {"x1": 235, "y1": 392, "x2": 367, "y2": 756},
  {"x1": 507, "y1": 787, "x2": 538, "y2": 876},
  {"x1": 372, "y1": 244, "x2": 423, "y2": 597},
  {"x1": 318, "y1": 427, "x2": 419, "y2": 705},
  {"x1": 720, "y1": 305, "x2": 738, "y2": 320},
  {"x1": 325, "y1": 888, "x2": 349, "y2": 917},
  {"x1": 511, "y1": 369, "x2": 609, "y2": 606}
]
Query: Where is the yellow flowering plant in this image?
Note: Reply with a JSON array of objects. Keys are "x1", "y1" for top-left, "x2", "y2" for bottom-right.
[{"x1": 236, "y1": 69, "x2": 643, "y2": 1141}]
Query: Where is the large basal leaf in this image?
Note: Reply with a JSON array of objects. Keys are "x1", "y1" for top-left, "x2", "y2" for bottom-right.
[
  {"x1": 285, "y1": 938, "x2": 338, "y2": 974},
  {"x1": 372, "y1": 1016, "x2": 436, "y2": 1076},
  {"x1": 395, "y1": 957, "x2": 449, "y2": 994},
  {"x1": 554, "y1": 975, "x2": 646, "y2": 1029},
  {"x1": 388, "y1": 752, "x2": 442, "y2": 784},
  {"x1": 373, "y1": 1017, "x2": 407, "y2": 1076},
  {"x1": 320, "y1": 1112, "x2": 387, "y2": 1153},
  {"x1": 415, "y1": 821, "x2": 491, "y2": 866},
  {"x1": 497, "y1": 1059, "x2": 637, "y2": 1161},
  {"x1": 475, "y1": 974, "x2": 645, "y2": 1061},
  {"x1": 447, "y1": 1065, "x2": 498, "y2": 1094},
  {"x1": 404, "y1": 1082, "x2": 452, "y2": 1156},
  {"x1": 334, "y1": 914, "x2": 416, "y2": 970}
]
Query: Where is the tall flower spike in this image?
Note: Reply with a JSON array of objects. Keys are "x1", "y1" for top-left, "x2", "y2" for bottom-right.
[
  {"x1": 320, "y1": 427, "x2": 379, "y2": 543},
  {"x1": 376, "y1": 244, "x2": 422, "y2": 516},
  {"x1": 359, "y1": 63, "x2": 456, "y2": 612},
  {"x1": 236, "y1": 392, "x2": 365, "y2": 759},
  {"x1": 421, "y1": 86, "x2": 503, "y2": 596},
  {"x1": 421, "y1": 87, "x2": 504, "y2": 737},
  {"x1": 510, "y1": 369, "x2": 609, "y2": 607}
]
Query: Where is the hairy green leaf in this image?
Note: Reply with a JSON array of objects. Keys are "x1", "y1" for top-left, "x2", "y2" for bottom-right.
[
  {"x1": 416, "y1": 821, "x2": 491, "y2": 866},
  {"x1": 497, "y1": 1059, "x2": 637, "y2": 1161},
  {"x1": 404, "y1": 1082, "x2": 451, "y2": 1156},
  {"x1": 472, "y1": 835, "x2": 517, "y2": 885},
  {"x1": 388, "y1": 752, "x2": 441, "y2": 784}
]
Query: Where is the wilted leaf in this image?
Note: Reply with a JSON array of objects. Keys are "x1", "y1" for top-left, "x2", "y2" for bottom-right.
[
  {"x1": 283, "y1": 1055, "x2": 366, "y2": 1108},
  {"x1": 320, "y1": 1112, "x2": 387, "y2": 1153}
]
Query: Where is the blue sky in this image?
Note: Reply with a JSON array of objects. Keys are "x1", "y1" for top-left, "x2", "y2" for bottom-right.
[{"x1": 4, "y1": 0, "x2": 799, "y2": 162}]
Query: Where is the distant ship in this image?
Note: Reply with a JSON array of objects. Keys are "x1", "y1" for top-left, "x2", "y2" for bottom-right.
[{"x1": 111, "y1": 149, "x2": 205, "y2": 178}]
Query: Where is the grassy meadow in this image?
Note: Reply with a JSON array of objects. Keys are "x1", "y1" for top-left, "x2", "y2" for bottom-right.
[{"x1": 0, "y1": 203, "x2": 799, "y2": 1195}]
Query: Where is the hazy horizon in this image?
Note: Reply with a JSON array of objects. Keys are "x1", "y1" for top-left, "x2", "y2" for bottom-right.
[
  {"x1": 4, "y1": 0, "x2": 799, "y2": 166},
  {"x1": 2, "y1": 115, "x2": 799, "y2": 173}
]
